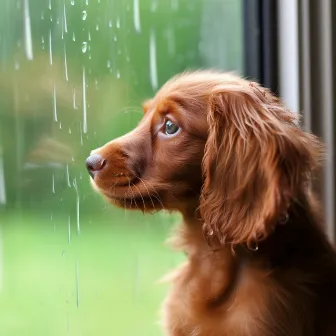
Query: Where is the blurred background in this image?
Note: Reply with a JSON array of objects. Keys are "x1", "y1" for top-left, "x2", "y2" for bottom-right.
[{"x1": 0, "y1": 0, "x2": 335, "y2": 335}]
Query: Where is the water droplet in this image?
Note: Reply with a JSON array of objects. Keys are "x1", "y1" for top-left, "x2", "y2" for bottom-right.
[
  {"x1": 15, "y1": 61, "x2": 20, "y2": 70},
  {"x1": 41, "y1": 12, "x2": 44, "y2": 20},
  {"x1": 82, "y1": 41, "x2": 87, "y2": 53},
  {"x1": 59, "y1": 122, "x2": 62, "y2": 129},
  {"x1": 68, "y1": 127, "x2": 72, "y2": 134},
  {"x1": 48, "y1": 0, "x2": 51, "y2": 10},
  {"x1": 52, "y1": 174, "x2": 55, "y2": 194},
  {"x1": 95, "y1": 23, "x2": 99, "y2": 31},
  {"x1": 113, "y1": 35, "x2": 117, "y2": 42},
  {"x1": 72, "y1": 32, "x2": 75, "y2": 41},
  {"x1": 133, "y1": 0, "x2": 141, "y2": 33},
  {"x1": 149, "y1": 30, "x2": 158, "y2": 90},
  {"x1": 108, "y1": 20, "x2": 112, "y2": 28},
  {"x1": 24, "y1": 0, "x2": 33, "y2": 60},
  {"x1": 49, "y1": 29, "x2": 52, "y2": 65},
  {"x1": 107, "y1": 60, "x2": 111, "y2": 68},
  {"x1": 64, "y1": 45, "x2": 68, "y2": 81},
  {"x1": 116, "y1": 71, "x2": 120, "y2": 79},
  {"x1": 71, "y1": 0, "x2": 75, "y2": 5},
  {"x1": 82, "y1": 10, "x2": 87, "y2": 20},
  {"x1": 116, "y1": 17, "x2": 120, "y2": 29},
  {"x1": 88, "y1": 31, "x2": 91, "y2": 41},
  {"x1": 63, "y1": 3, "x2": 68, "y2": 33}
]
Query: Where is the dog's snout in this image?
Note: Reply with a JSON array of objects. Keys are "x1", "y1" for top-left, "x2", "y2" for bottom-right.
[{"x1": 85, "y1": 154, "x2": 106, "y2": 178}]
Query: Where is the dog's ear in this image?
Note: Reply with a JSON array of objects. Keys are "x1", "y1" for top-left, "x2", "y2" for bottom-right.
[{"x1": 200, "y1": 82, "x2": 323, "y2": 247}]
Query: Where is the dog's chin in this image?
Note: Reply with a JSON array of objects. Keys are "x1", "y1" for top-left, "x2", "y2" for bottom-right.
[{"x1": 91, "y1": 179, "x2": 163, "y2": 212}]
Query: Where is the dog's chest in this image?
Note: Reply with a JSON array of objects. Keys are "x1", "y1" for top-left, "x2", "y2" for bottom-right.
[{"x1": 160, "y1": 259, "x2": 271, "y2": 336}]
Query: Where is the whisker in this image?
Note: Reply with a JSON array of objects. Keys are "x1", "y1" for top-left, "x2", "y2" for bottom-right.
[
  {"x1": 136, "y1": 176, "x2": 165, "y2": 210},
  {"x1": 131, "y1": 182, "x2": 146, "y2": 211}
]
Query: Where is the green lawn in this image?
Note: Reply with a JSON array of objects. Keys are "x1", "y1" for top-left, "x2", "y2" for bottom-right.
[{"x1": 0, "y1": 210, "x2": 183, "y2": 336}]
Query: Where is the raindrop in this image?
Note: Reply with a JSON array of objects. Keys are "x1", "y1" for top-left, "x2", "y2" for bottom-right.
[
  {"x1": 0, "y1": 148, "x2": 6, "y2": 205},
  {"x1": 64, "y1": 45, "x2": 68, "y2": 81},
  {"x1": 107, "y1": 60, "x2": 111, "y2": 68},
  {"x1": 41, "y1": 36, "x2": 44, "y2": 44},
  {"x1": 73, "y1": 178, "x2": 80, "y2": 234},
  {"x1": 108, "y1": 20, "x2": 113, "y2": 28},
  {"x1": 23, "y1": 0, "x2": 33, "y2": 60},
  {"x1": 52, "y1": 174, "x2": 55, "y2": 193},
  {"x1": 149, "y1": 30, "x2": 158, "y2": 90},
  {"x1": 56, "y1": 18, "x2": 60, "y2": 24},
  {"x1": 116, "y1": 17, "x2": 120, "y2": 29},
  {"x1": 53, "y1": 82, "x2": 58, "y2": 121},
  {"x1": 88, "y1": 54, "x2": 91, "y2": 60},
  {"x1": 73, "y1": 88, "x2": 77, "y2": 109},
  {"x1": 71, "y1": 0, "x2": 75, "y2": 5},
  {"x1": 66, "y1": 164, "x2": 71, "y2": 187},
  {"x1": 113, "y1": 35, "x2": 117, "y2": 42},
  {"x1": 85, "y1": 0, "x2": 88, "y2": 5},
  {"x1": 82, "y1": 10, "x2": 87, "y2": 20},
  {"x1": 59, "y1": 122, "x2": 62, "y2": 129},
  {"x1": 63, "y1": 2, "x2": 68, "y2": 33},
  {"x1": 88, "y1": 31, "x2": 91, "y2": 41},
  {"x1": 14, "y1": 61, "x2": 20, "y2": 70},
  {"x1": 95, "y1": 23, "x2": 99, "y2": 31},
  {"x1": 68, "y1": 127, "x2": 72, "y2": 134},
  {"x1": 72, "y1": 32, "x2": 75, "y2": 41},
  {"x1": 82, "y1": 67, "x2": 87, "y2": 134},
  {"x1": 49, "y1": 29, "x2": 52, "y2": 65},
  {"x1": 41, "y1": 12, "x2": 44, "y2": 20},
  {"x1": 133, "y1": 0, "x2": 141, "y2": 33},
  {"x1": 116, "y1": 70, "x2": 120, "y2": 79},
  {"x1": 82, "y1": 41, "x2": 87, "y2": 53},
  {"x1": 48, "y1": 0, "x2": 51, "y2": 10}
]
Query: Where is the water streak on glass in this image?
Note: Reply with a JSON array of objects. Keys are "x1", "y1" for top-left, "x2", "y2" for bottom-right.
[
  {"x1": 82, "y1": 10, "x2": 87, "y2": 21},
  {"x1": 73, "y1": 87, "x2": 77, "y2": 109},
  {"x1": 133, "y1": 0, "x2": 141, "y2": 33},
  {"x1": 63, "y1": 1, "x2": 68, "y2": 33},
  {"x1": 66, "y1": 164, "x2": 71, "y2": 187},
  {"x1": 23, "y1": 0, "x2": 33, "y2": 60},
  {"x1": 149, "y1": 30, "x2": 158, "y2": 90},
  {"x1": 52, "y1": 174, "x2": 55, "y2": 194},
  {"x1": 0, "y1": 148, "x2": 6, "y2": 205},
  {"x1": 73, "y1": 177, "x2": 80, "y2": 234},
  {"x1": 49, "y1": 29, "x2": 53, "y2": 65},
  {"x1": 64, "y1": 44, "x2": 68, "y2": 81}
]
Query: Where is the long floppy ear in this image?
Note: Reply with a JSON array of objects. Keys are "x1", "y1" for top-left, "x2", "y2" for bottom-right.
[{"x1": 200, "y1": 82, "x2": 323, "y2": 247}]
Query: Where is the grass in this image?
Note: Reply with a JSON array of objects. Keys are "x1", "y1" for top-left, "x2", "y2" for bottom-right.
[{"x1": 0, "y1": 209, "x2": 184, "y2": 336}]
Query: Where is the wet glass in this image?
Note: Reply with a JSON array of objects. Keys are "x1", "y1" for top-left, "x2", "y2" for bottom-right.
[{"x1": 0, "y1": 0, "x2": 243, "y2": 334}]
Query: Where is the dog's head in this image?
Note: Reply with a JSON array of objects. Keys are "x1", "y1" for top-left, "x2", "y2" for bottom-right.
[{"x1": 87, "y1": 71, "x2": 323, "y2": 246}]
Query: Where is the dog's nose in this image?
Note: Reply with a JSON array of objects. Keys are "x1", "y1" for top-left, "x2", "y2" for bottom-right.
[{"x1": 85, "y1": 154, "x2": 106, "y2": 178}]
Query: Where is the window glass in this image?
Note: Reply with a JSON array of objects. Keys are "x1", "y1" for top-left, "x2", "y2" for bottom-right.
[{"x1": 0, "y1": 0, "x2": 243, "y2": 334}]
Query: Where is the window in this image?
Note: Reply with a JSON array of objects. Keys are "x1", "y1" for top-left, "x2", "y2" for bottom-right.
[{"x1": 0, "y1": 0, "x2": 249, "y2": 334}]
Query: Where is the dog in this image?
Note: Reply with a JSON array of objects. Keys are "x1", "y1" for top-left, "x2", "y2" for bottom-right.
[{"x1": 86, "y1": 70, "x2": 336, "y2": 335}]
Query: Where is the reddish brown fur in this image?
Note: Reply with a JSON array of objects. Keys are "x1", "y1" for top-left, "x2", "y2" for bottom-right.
[{"x1": 88, "y1": 71, "x2": 336, "y2": 335}]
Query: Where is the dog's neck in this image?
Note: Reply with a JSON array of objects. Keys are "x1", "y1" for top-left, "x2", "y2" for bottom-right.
[{"x1": 178, "y1": 193, "x2": 326, "y2": 267}]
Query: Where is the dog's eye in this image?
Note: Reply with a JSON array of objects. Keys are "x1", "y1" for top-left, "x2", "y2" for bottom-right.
[{"x1": 165, "y1": 120, "x2": 180, "y2": 135}]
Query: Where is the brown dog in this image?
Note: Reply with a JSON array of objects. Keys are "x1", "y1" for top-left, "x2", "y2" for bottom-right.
[{"x1": 86, "y1": 71, "x2": 336, "y2": 336}]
